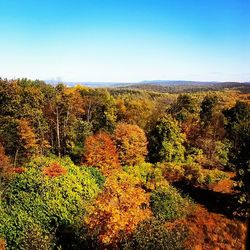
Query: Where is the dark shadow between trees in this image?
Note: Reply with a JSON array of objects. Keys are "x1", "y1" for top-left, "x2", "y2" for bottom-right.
[{"x1": 173, "y1": 181, "x2": 244, "y2": 221}]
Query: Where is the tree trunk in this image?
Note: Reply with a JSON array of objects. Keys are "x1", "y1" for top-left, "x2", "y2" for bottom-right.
[
  {"x1": 13, "y1": 148, "x2": 19, "y2": 167},
  {"x1": 56, "y1": 106, "x2": 61, "y2": 158},
  {"x1": 86, "y1": 101, "x2": 92, "y2": 122},
  {"x1": 38, "y1": 119, "x2": 44, "y2": 156}
]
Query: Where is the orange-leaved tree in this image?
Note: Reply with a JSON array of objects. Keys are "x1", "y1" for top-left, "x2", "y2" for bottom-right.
[
  {"x1": 85, "y1": 171, "x2": 151, "y2": 247},
  {"x1": 0, "y1": 144, "x2": 11, "y2": 184},
  {"x1": 15, "y1": 118, "x2": 38, "y2": 165},
  {"x1": 83, "y1": 131, "x2": 121, "y2": 175},
  {"x1": 114, "y1": 123, "x2": 148, "y2": 166}
]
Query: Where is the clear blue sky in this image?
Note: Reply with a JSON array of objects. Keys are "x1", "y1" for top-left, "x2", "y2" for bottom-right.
[{"x1": 0, "y1": 0, "x2": 249, "y2": 82}]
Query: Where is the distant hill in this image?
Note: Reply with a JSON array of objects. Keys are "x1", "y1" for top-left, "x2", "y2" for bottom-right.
[
  {"x1": 45, "y1": 79, "x2": 250, "y2": 93},
  {"x1": 114, "y1": 81, "x2": 250, "y2": 93},
  {"x1": 138, "y1": 80, "x2": 221, "y2": 85}
]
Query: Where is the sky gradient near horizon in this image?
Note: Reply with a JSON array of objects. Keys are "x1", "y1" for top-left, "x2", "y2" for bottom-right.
[{"x1": 0, "y1": 0, "x2": 249, "y2": 82}]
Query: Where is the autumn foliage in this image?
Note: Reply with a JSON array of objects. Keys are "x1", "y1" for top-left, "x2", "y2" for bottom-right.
[
  {"x1": 0, "y1": 144, "x2": 11, "y2": 178},
  {"x1": 0, "y1": 78, "x2": 249, "y2": 249},
  {"x1": 43, "y1": 163, "x2": 67, "y2": 177},
  {"x1": 85, "y1": 171, "x2": 151, "y2": 247},
  {"x1": 84, "y1": 131, "x2": 121, "y2": 175},
  {"x1": 182, "y1": 206, "x2": 247, "y2": 250},
  {"x1": 18, "y1": 119, "x2": 38, "y2": 152},
  {"x1": 9, "y1": 167, "x2": 26, "y2": 174},
  {"x1": 0, "y1": 238, "x2": 6, "y2": 250},
  {"x1": 114, "y1": 123, "x2": 148, "y2": 166}
]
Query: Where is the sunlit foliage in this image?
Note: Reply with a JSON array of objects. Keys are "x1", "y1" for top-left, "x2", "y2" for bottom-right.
[
  {"x1": 114, "y1": 123, "x2": 148, "y2": 166},
  {"x1": 150, "y1": 185, "x2": 192, "y2": 220},
  {"x1": 148, "y1": 115, "x2": 186, "y2": 163},
  {"x1": 84, "y1": 131, "x2": 121, "y2": 175},
  {"x1": 43, "y1": 162, "x2": 67, "y2": 177},
  {"x1": 0, "y1": 78, "x2": 248, "y2": 248},
  {"x1": 85, "y1": 171, "x2": 151, "y2": 247},
  {"x1": 0, "y1": 156, "x2": 102, "y2": 249}
]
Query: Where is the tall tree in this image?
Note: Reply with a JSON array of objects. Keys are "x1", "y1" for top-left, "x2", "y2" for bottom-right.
[
  {"x1": 15, "y1": 118, "x2": 38, "y2": 165},
  {"x1": 200, "y1": 95, "x2": 219, "y2": 127},
  {"x1": 148, "y1": 115, "x2": 186, "y2": 163},
  {"x1": 170, "y1": 94, "x2": 197, "y2": 122},
  {"x1": 83, "y1": 131, "x2": 121, "y2": 175},
  {"x1": 116, "y1": 96, "x2": 155, "y2": 130},
  {"x1": 114, "y1": 123, "x2": 148, "y2": 166},
  {"x1": 224, "y1": 101, "x2": 250, "y2": 213},
  {"x1": 194, "y1": 95, "x2": 226, "y2": 167}
]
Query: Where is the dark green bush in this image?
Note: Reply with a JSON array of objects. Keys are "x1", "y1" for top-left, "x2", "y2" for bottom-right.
[
  {"x1": 20, "y1": 224, "x2": 54, "y2": 250},
  {"x1": 124, "y1": 218, "x2": 188, "y2": 250},
  {"x1": 150, "y1": 185, "x2": 192, "y2": 220},
  {"x1": 86, "y1": 166, "x2": 105, "y2": 189}
]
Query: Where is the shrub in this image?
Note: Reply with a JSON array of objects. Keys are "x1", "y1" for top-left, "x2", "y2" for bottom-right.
[
  {"x1": 157, "y1": 162, "x2": 185, "y2": 183},
  {"x1": 20, "y1": 224, "x2": 54, "y2": 250},
  {"x1": 150, "y1": 185, "x2": 192, "y2": 221},
  {"x1": 125, "y1": 218, "x2": 189, "y2": 250},
  {"x1": 0, "y1": 156, "x2": 102, "y2": 249},
  {"x1": 203, "y1": 169, "x2": 228, "y2": 185},
  {"x1": 8, "y1": 167, "x2": 26, "y2": 174},
  {"x1": 182, "y1": 163, "x2": 204, "y2": 185}
]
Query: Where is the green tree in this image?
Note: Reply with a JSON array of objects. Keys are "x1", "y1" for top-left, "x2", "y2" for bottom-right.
[
  {"x1": 170, "y1": 94, "x2": 197, "y2": 122},
  {"x1": 150, "y1": 185, "x2": 191, "y2": 220},
  {"x1": 148, "y1": 115, "x2": 186, "y2": 163},
  {"x1": 200, "y1": 95, "x2": 218, "y2": 127},
  {"x1": 224, "y1": 101, "x2": 250, "y2": 214},
  {"x1": 193, "y1": 95, "x2": 226, "y2": 167}
]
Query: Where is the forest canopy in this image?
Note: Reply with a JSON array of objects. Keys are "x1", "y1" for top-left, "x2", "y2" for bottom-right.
[{"x1": 0, "y1": 78, "x2": 249, "y2": 249}]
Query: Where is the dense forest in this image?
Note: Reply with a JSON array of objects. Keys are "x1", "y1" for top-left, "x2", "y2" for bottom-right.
[{"x1": 0, "y1": 78, "x2": 249, "y2": 249}]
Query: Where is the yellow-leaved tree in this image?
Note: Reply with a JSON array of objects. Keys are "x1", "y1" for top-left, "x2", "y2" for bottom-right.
[
  {"x1": 114, "y1": 123, "x2": 148, "y2": 166},
  {"x1": 14, "y1": 118, "x2": 38, "y2": 165},
  {"x1": 85, "y1": 171, "x2": 151, "y2": 247}
]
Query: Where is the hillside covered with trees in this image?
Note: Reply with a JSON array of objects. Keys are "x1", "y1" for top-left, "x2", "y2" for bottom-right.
[{"x1": 0, "y1": 78, "x2": 249, "y2": 249}]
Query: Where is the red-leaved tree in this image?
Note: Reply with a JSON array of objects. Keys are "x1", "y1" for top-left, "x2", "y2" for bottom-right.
[{"x1": 43, "y1": 163, "x2": 67, "y2": 177}]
